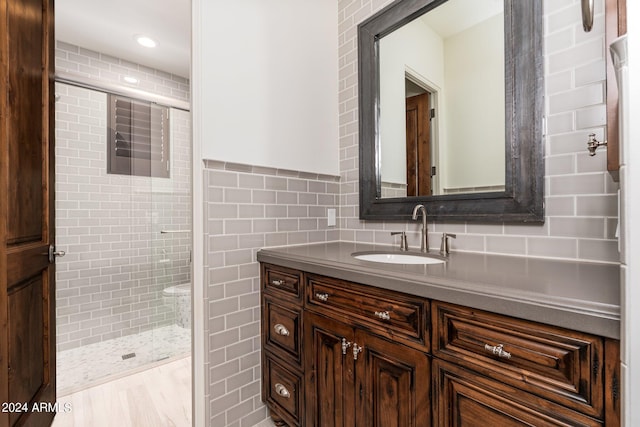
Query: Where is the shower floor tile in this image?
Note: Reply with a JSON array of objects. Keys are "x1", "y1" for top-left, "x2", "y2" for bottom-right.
[{"x1": 57, "y1": 324, "x2": 190, "y2": 395}]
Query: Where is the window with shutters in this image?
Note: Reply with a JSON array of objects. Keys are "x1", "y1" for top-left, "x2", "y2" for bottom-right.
[{"x1": 107, "y1": 94, "x2": 170, "y2": 178}]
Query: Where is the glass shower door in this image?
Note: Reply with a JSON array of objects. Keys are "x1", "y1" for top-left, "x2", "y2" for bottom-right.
[{"x1": 149, "y1": 106, "x2": 192, "y2": 364}]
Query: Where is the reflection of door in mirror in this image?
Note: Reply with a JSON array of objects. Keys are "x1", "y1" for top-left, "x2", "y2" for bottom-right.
[
  {"x1": 406, "y1": 91, "x2": 431, "y2": 196},
  {"x1": 378, "y1": 0, "x2": 506, "y2": 199}
]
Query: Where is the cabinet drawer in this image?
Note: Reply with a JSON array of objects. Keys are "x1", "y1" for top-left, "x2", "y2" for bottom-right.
[
  {"x1": 433, "y1": 359, "x2": 602, "y2": 427},
  {"x1": 306, "y1": 274, "x2": 428, "y2": 349},
  {"x1": 433, "y1": 301, "x2": 605, "y2": 418},
  {"x1": 262, "y1": 264, "x2": 302, "y2": 300},
  {"x1": 264, "y1": 356, "x2": 303, "y2": 427},
  {"x1": 263, "y1": 296, "x2": 302, "y2": 365}
]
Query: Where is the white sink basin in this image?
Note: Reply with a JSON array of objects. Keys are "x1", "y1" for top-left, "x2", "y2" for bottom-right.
[{"x1": 352, "y1": 251, "x2": 446, "y2": 265}]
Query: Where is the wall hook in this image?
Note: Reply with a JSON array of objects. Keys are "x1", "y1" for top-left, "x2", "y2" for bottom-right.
[
  {"x1": 581, "y1": 0, "x2": 594, "y2": 32},
  {"x1": 587, "y1": 133, "x2": 607, "y2": 156}
]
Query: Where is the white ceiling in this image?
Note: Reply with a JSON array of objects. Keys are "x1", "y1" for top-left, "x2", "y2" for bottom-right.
[
  {"x1": 55, "y1": 0, "x2": 191, "y2": 78},
  {"x1": 421, "y1": 0, "x2": 503, "y2": 39}
]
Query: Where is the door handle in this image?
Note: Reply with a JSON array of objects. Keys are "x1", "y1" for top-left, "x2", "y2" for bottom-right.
[{"x1": 48, "y1": 245, "x2": 66, "y2": 263}]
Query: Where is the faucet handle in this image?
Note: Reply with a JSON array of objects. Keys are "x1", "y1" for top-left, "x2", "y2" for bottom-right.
[
  {"x1": 440, "y1": 233, "x2": 457, "y2": 256},
  {"x1": 391, "y1": 231, "x2": 408, "y2": 251}
]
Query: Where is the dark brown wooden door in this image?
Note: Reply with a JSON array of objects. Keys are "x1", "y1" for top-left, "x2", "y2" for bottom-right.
[
  {"x1": 304, "y1": 312, "x2": 356, "y2": 427},
  {"x1": 356, "y1": 329, "x2": 430, "y2": 427},
  {"x1": 405, "y1": 93, "x2": 431, "y2": 197},
  {"x1": 1, "y1": 0, "x2": 56, "y2": 426}
]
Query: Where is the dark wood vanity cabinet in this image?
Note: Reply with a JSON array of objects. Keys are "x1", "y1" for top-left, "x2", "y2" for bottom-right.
[{"x1": 260, "y1": 263, "x2": 620, "y2": 426}]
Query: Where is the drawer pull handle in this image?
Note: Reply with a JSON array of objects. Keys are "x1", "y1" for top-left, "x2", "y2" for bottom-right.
[
  {"x1": 274, "y1": 383, "x2": 291, "y2": 398},
  {"x1": 374, "y1": 311, "x2": 391, "y2": 320},
  {"x1": 274, "y1": 324, "x2": 290, "y2": 336},
  {"x1": 271, "y1": 279, "x2": 285, "y2": 286},
  {"x1": 484, "y1": 344, "x2": 512, "y2": 359},
  {"x1": 353, "y1": 343, "x2": 363, "y2": 360},
  {"x1": 315, "y1": 292, "x2": 329, "y2": 302},
  {"x1": 341, "y1": 338, "x2": 352, "y2": 355}
]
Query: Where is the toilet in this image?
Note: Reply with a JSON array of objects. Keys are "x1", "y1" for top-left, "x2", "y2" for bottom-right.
[{"x1": 162, "y1": 283, "x2": 191, "y2": 328}]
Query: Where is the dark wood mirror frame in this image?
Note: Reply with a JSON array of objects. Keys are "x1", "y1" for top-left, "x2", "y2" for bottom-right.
[{"x1": 358, "y1": 0, "x2": 544, "y2": 223}]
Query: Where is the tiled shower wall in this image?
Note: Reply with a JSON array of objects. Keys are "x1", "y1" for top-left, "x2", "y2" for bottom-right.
[
  {"x1": 338, "y1": 0, "x2": 619, "y2": 263},
  {"x1": 54, "y1": 43, "x2": 192, "y2": 352},
  {"x1": 204, "y1": 161, "x2": 339, "y2": 425},
  {"x1": 55, "y1": 41, "x2": 190, "y2": 102}
]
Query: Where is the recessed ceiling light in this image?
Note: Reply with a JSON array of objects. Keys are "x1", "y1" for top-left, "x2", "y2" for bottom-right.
[
  {"x1": 123, "y1": 76, "x2": 139, "y2": 84},
  {"x1": 135, "y1": 35, "x2": 157, "y2": 48}
]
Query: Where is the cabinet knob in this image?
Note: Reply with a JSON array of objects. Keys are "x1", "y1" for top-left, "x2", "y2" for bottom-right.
[
  {"x1": 271, "y1": 279, "x2": 285, "y2": 286},
  {"x1": 484, "y1": 343, "x2": 512, "y2": 359},
  {"x1": 315, "y1": 292, "x2": 329, "y2": 302},
  {"x1": 374, "y1": 310, "x2": 391, "y2": 320},
  {"x1": 274, "y1": 383, "x2": 291, "y2": 399},
  {"x1": 273, "y1": 323, "x2": 290, "y2": 337}
]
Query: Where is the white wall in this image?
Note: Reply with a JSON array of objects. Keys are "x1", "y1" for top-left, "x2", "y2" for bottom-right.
[
  {"x1": 199, "y1": 0, "x2": 340, "y2": 176},
  {"x1": 379, "y1": 18, "x2": 444, "y2": 185},
  {"x1": 378, "y1": 13, "x2": 504, "y2": 192},
  {"x1": 443, "y1": 13, "x2": 504, "y2": 190}
]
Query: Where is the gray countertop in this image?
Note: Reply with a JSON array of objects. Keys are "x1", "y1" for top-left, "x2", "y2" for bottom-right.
[{"x1": 257, "y1": 242, "x2": 621, "y2": 339}]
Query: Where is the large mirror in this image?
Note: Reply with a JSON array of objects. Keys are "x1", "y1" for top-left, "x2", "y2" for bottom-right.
[{"x1": 358, "y1": 0, "x2": 544, "y2": 222}]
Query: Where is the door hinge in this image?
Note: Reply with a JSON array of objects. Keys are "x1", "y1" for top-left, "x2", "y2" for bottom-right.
[
  {"x1": 430, "y1": 108, "x2": 435, "y2": 119},
  {"x1": 431, "y1": 166, "x2": 436, "y2": 177}
]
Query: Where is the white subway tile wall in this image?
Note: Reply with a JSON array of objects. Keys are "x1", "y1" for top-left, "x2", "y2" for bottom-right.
[
  {"x1": 337, "y1": 0, "x2": 619, "y2": 263},
  {"x1": 56, "y1": 41, "x2": 190, "y2": 102},
  {"x1": 204, "y1": 161, "x2": 339, "y2": 426},
  {"x1": 54, "y1": 43, "x2": 192, "y2": 352}
]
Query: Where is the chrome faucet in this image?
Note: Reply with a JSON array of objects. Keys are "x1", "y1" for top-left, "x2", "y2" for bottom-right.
[{"x1": 411, "y1": 204, "x2": 428, "y2": 253}]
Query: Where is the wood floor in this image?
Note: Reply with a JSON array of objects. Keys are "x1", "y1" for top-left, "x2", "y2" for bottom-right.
[{"x1": 52, "y1": 356, "x2": 191, "y2": 427}]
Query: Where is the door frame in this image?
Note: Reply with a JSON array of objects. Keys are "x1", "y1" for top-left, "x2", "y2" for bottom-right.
[{"x1": 405, "y1": 67, "x2": 441, "y2": 194}]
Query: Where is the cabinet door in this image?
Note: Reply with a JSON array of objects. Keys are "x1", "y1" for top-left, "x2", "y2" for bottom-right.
[
  {"x1": 304, "y1": 312, "x2": 356, "y2": 427},
  {"x1": 433, "y1": 359, "x2": 602, "y2": 427},
  {"x1": 356, "y1": 329, "x2": 431, "y2": 427}
]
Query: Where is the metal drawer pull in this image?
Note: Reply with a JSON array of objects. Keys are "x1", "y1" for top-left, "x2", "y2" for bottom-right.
[
  {"x1": 353, "y1": 344, "x2": 363, "y2": 360},
  {"x1": 274, "y1": 383, "x2": 291, "y2": 398},
  {"x1": 484, "y1": 344, "x2": 512, "y2": 359},
  {"x1": 374, "y1": 311, "x2": 391, "y2": 320},
  {"x1": 315, "y1": 292, "x2": 329, "y2": 302},
  {"x1": 341, "y1": 338, "x2": 352, "y2": 355},
  {"x1": 274, "y1": 324, "x2": 290, "y2": 336},
  {"x1": 271, "y1": 279, "x2": 285, "y2": 286}
]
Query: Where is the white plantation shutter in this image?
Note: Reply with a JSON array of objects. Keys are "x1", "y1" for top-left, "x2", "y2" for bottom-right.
[{"x1": 108, "y1": 94, "x2": 170, "y2": 178}]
